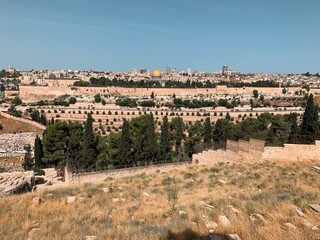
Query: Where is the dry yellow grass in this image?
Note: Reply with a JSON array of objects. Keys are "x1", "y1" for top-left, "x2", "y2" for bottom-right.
[
  {"x1": 0, "y1": 161, "x2": 320, "y2": 240},
  {"x1": 0, "y1": 115, "x2": 44, "y2": 134}
]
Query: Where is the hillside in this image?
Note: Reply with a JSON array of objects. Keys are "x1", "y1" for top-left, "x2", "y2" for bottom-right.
[
  {"x1": 0, "y1": 161, "x2": 319, "y2": 240},
  {"x1": 0, "y1": 114, "x2": 44, "y2": 134}
]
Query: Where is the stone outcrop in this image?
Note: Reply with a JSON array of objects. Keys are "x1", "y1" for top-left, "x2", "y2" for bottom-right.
[{"x1": 0, "y1": 171, "x2": 35, "y2": 198}]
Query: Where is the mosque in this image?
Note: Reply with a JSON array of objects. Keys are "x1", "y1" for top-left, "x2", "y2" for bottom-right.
[{"x1": 150, "y1": 70, "x2": 165, "y2": 83}]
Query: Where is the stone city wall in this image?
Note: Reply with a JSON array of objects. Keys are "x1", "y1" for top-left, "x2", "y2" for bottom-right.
[{"x1": 19, "y1": 85, "x2": 320, "y2": 103}]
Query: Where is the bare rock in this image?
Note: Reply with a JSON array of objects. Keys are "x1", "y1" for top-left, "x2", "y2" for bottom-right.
[
  {"x1": 28, "y1": 227, "x2": 40, "y2": 236},
  {"x1": 205, "y1": 204, "x2": 215, "y2": 210},
  {"x1": 31, "y1": 221, "x2": 40, "y2": 228},
  {"x1": 312, "y1": 225, "x2": 320, "y2": 232},
  {"x1": 309, "y1": 204, "x2": 320, "y2": 213},
  {"x1": 227, "y1": 205, "x2": 240, "y2": 214},
  {"x1": 102, "y1": 187, "x2": 109, "y2": 193},
  {"x1": 311, "y1": 166, "x2": 320, "y2": 173},
  {"x1": 66, "y1": 196, "x2": 76, "y2": 204},
  {"x1": 179, "y1": 211, "x2": 187, "y2": 216},
  {"x1": 184, "y1": 179, "x2": 195, "y2": 184},
  {"x1": 31, "y1": 197, "x2": 41, "y2": 206},
  {"x1": 206, "y1": 221, "x2": 218, "y2": 230},
  {"x1": 226, "y1": 234, "x2": 242, "y2": 240},
  {"x1": 218, "y1": 179, "x2": 227, "y2": 184},
  {"x1": 203, "y1": 215, "x2": 218, "y2": 230},
  {"x1": 191, "y1": 221, "x2": 197, "y2": 227},
  {"x1": 294, "y1": 207, "x2": 306, "y2": 218},
  {"x1": 143, "y1": 192, "x2": 150, "y2": 197},
  {"x1": 249, "y1": 213, "x2": 267, "y2": 224},
  {"x1": 199, "y1": 201, "x2": 214, "y2": 210},
  {"x1": 112, "y1": 198, "x2": 119, "y2": 203},
  {"x1": 85, "y1": 236, "x2": 97, "y2": 240},
  {"x1": 301, "y1": 218, "x2": 313, "y2": 228},
  {"x1": 284, "y1": 222, "x2": 297, "y2": 230},
  {"x1": 218, "y1": 215, "x2": 231, "y2": 227}
]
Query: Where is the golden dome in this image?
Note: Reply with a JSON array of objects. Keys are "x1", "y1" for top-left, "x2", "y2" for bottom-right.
[{"x1": 152, "y1": 70, "x2": 162, "y2": 78}]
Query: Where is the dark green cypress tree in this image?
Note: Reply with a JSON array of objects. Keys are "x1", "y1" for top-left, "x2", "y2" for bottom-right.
[
  {"x1": 144, "y1": 113, "x2": 158, "y2": 163},
  {"x1": 288, "y1": 114, "x2": 298, "y2": 143},
  {"x1": 82, "y1": 114, "x2": 97, "y2": 170},
  {"x1": 117, "y1": 119, "x2": 132, "y2": 166},
  {"x1": 213, "y1": 119, "x2": 228, "y2": 149},
  {"x1": 301, "y1": 94, "x2": 319, "y2": 143},
  {"x1": 34, "y1": 135, "x2": 43, "y2": 168},
  {"x1": 203, "y1": 117, "x2": 212, "y2": 144},
  {"x1": 67, "y1": 130, "x2": 82, "y2": 173},
  {"x1": 173, "y1": 117, "x2": 184, "y2": 156},
  {"x1": 40, "y1": 114, "x2": 47, "y2": 125},
  {"x1": 160, "y1": 116, "x2": 171, "y2": 162}
]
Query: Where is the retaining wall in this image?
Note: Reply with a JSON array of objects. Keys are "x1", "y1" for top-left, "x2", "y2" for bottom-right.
[{"x1": 193, "y1": 140, "x2": 320, "y2": 164}]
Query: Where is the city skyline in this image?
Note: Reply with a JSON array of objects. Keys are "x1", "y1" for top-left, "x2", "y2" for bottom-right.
[{"x1": 0, "y1": 0, "x2": 319, "y2": 73}]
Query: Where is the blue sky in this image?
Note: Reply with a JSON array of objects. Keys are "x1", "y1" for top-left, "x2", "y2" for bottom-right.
[{"x1": 0, "y1": 0, "x2": 319, "y2": 73}]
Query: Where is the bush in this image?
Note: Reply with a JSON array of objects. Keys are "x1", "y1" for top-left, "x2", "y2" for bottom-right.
[
  {"x1": 12, "y1": 96, "x2": 22, "y2": 105},
  {"x1": 68, "y1": 97, "x2": 77, "y2": 104}
]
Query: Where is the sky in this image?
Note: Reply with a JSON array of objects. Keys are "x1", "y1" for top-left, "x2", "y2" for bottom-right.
[{"x1": 0, "y1": 0, "x2": 319, "y2": 73}]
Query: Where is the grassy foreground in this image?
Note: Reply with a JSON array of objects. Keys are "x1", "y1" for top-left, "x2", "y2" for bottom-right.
[{"x1": 0, "y1": 161, "x2": 320, "y2": 240}]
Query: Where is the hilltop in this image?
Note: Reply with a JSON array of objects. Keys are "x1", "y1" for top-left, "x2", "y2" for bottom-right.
[{"x1": 0, "y1": 160, "x2": 319, "y2": 240}]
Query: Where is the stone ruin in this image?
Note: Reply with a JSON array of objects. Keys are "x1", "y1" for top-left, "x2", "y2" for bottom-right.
[
  {"x1": 0, "y1": 154, "x2": 25, "y2": 172},
  {"x1": 0, "y1": 171, "x2": 35, "y2": 198},
  {"x1": 0, "y1": 132, "x2": 38, "y2": 197}
]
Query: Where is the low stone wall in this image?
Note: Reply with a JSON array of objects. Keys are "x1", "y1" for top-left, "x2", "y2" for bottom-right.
[
  {"x1": 192, "y1": 149, "x2": 263, "y2": 164},
  {"x1": 262, "y1": 141, "x2": 320, "y2": 161},
  {"x1": 0, "y1": 111, "x2": 46, "y2": 131},
  {"x1": 226, "y1": 138, "x2": 265, "y2": 153},
  {"x1": 193, "y1": 140, "x2": 320, "y2": 164}
]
